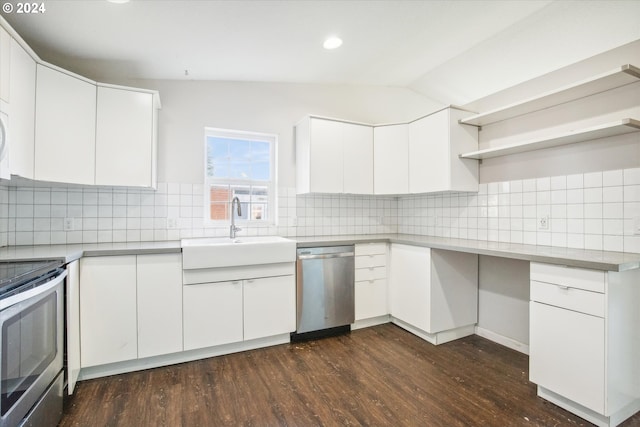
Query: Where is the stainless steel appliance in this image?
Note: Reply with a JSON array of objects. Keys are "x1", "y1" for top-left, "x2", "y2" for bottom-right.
[
  {"x1": 0, "y1": 260, "x2": 66, "y2": 427},
  {"x1": 292, "y1": 246, "x2": 354, "y2": 340}
]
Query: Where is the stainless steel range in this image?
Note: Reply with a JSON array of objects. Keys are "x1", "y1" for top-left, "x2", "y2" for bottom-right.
[{"x1": 0, "y1": 260, "x2": 66, "y2": 427}]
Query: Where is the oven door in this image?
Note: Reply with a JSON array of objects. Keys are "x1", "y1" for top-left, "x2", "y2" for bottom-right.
[{"x1": 0, "y1": 270, "x2": 65, "y2": 427}]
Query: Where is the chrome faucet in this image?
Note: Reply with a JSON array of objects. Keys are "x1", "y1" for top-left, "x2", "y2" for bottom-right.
[{"x1": 230, "y1": 196, "x2": 242, "y2": 239}]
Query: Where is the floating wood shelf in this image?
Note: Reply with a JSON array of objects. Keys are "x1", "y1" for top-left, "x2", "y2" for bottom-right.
[
  {"x1": 459, "y1": 118, "x2": 640, "y2": 160},
  {"x1": 460, "y1": 64, "x2": 640, "y2": 127}
]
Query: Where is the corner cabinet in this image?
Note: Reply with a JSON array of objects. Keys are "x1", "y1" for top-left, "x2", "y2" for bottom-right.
[
  {"x1": 409, "y1": 107, "x2": 478, "y2": 193},
  {"x1": 389, "y1": 244, "x2": 478, "y2": 344},
  {"x1": 9, "y1": 38, "x2": 36, "y2": 179},
  {"x1": 296, "y1": 116, "x2": 373, "y2": 194},
  {"x1": 373, "y1": 124, "x2": 409, "y2": 195},
  {"x1": 529, "y1": 263, "x2": 640, "y2": 427},
  {"x1": 96, "y1": 85, "x2": 159, "y2": 188},
  {"x1": 35, "y1": 64, "x2": 96, "y2": 185}
]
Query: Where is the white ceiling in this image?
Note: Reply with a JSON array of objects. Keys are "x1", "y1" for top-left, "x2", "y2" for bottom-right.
[{"x1": 3, "y1": 0, "x2": 640, "y2": 105}]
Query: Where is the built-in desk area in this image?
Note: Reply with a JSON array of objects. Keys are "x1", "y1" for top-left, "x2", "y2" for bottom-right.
[{"x1": 298, "y1": 234, "x2": 640, "y2": 427}]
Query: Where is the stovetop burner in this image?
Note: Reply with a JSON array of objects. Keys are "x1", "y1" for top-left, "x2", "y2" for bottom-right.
[{"x1": 0, "y1": 260, "x2": 64, "y2": 297}]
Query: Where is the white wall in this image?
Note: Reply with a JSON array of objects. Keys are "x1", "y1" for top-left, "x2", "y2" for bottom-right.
[
  {"x1": 121, "y1": 79, "x2": 442, "y2": 186},
  {"x1": 469, "y1": 40, "x2": 640, "y2": 183},
  {"x1": 477, "y1": 256, "x2": 530, "y2": 351},
  {"x1": 410, "y1": 1, "x2": 640, "y2": 106}
]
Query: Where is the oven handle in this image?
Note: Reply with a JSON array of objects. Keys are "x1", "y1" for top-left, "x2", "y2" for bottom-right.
[{"x1": 0, "y1": 270, "x2": 67, "y2": 311}]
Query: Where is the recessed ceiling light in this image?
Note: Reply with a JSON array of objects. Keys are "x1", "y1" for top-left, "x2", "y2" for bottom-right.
[{"x1": 323, "y1": 36, "x2": 343, "y2": 50}]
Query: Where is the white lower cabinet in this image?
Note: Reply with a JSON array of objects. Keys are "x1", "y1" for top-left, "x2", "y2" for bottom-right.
[
  {"x1": 136, "y1": 254, "x2": 183, "y2": 358},
  {"x1": 389, "y1": 244, "x2": 478, "y2": 344},
  {"x1": 244, "y1": 276, "x2": 296, "y2": 341},
  {"x1": 80, "y1": 256, "x2": 138, "y2": 368},
  {"x1": 530, "y1": 301, "x2": 605, "y2": 412},
  {"x1": 354, "y1": 243, "x2": 388, "y2": 321},
  {"x1": 183, "y1": 281, "x2": 243, "y2": 350},
  {"x1": 183, "y1": 271, "x2": 296, "y2": 351},
  {"x1": 529, "y1": 262, "x2": 640, "y2": 427},
  {"x1": 80, "y1": 254, "x2": 183, "y2": 368}
]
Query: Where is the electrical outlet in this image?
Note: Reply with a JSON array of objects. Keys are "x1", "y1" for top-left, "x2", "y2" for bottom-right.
[
  {"x1": 167, "y1": 218, "x2": 177, "y2": 229},
  {"x1": 538, "y1": 216, "x2": 549, "y2": 230},
  {"x1": 63, "y1": 218, "x2": 74, "y2": 231}
]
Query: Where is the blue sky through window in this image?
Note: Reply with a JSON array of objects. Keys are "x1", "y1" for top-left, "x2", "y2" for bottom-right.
[{"x1": 207, "y1": 137, "x2": 271, "y2": 181}]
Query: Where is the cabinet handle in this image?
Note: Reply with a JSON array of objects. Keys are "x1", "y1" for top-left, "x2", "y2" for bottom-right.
[
  {"x1": 558, "y1": 285, "x2": 570, "y2": 291},
  {"x1": 369, "y1": 280, "x2": 374, "y2": 284},
  {"x1": 246, "y1": 279, "x2": 255, "y2": 284},
  {"x1": 232, "y1": 281, "x2": 241, "y2": 285}
]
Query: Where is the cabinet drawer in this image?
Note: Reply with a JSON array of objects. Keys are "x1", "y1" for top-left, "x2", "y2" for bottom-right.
[
  {"x1": 355, "y1": 254, "x2": 386, "y2": 269},
  {"x1": 355, "y1": 266, "x2": 387, "y2": 281},
  {"x1": 530, "y1": 262, "x2": 605, "y2": 293},
  {"x1": 530, "y1": 280, "x2": 605, "y2": 317},
  {"x1": 355, "y1": 243, "x2": 387, "y2": 256}
]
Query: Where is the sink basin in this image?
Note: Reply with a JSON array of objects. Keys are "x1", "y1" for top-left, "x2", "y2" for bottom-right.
[{"x1": 181, "y1": 236, "x2": 296, "y2": 269}]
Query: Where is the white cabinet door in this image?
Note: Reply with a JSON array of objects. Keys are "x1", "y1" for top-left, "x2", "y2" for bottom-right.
[
  {"x1": 137, "y1": 253, "x2": 183, "y2": 358},
  {"x1": 66, "y1": 260, "x2": 80, "y2": 394},
  {"x1": 80, "y1": 256, "x2": 137, "y2": 367},
  {"x1": 409, "y1": 108, "x2": 478, "y2": 193},
  {"x1": 409, "y1": 110, "x2": 448, "y2": 193},
  {"x1": 355, "y1": 279, "x2": 388, "y2": 320},
  {"x1": 0, "y1": 27, "x2": 10, "y2": 102},
  {"x1": 8, "y1": 39, "x2": 36, "y2": 179},
  {"x1": 309, "y1": 118, "x2": 343, "y2": 193},
  {"x1": 183, "y1": 281, "x2": 243, "y2": 351},
  {"x1": 96, "y1": 86, "x2": 155, "y2": 187},
  {"x1": 374, "y1": 124, "x2": 409, "y2": 195},
  {"x1": 389, "y1": 244, "x2": 430, "y2": 330},
  {"x1": 35, "y1": 65, "x2": 96, "y2": 185},
  {"x1": 343, "y1": 123, "x2": 373, "y2": 194},
  {"x1": 530, "y1": 301, "x2": 605, "y2": 413},
  {"x1": 243, "y1": 276, "x2": 295, "y2": 341}
]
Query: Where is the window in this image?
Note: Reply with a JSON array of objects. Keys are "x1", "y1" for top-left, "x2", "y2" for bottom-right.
[{"x1": 205, "y1": 128, "x2": 277, "y2": 224}]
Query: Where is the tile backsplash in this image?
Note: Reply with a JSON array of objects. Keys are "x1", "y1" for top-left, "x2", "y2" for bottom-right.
[
  {"x1": 2, "y1": 166, "x2": 640, "y2": 254},
  {"x1": 398, "y1": 168, "x2": 640, "y2": 253}
]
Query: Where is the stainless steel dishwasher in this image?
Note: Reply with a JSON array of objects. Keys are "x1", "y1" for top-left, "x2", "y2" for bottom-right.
[{"x1": 292, "y1": 245, "x2": 355, "y2": 340}]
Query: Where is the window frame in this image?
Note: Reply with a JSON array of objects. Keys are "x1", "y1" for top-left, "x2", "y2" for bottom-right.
[{"x1": 204, "y1": 127, "x2": 278, "y2": 227}]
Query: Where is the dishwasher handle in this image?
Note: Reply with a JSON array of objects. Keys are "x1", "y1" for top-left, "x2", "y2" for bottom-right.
[{"x1": 297, "y1": 252, "x2": 354, "y2": 260}]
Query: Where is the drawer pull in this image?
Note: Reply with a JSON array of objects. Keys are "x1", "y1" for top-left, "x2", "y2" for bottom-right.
[{"x1": 558, "y1": 286, "x2": 570, "y2": 291}]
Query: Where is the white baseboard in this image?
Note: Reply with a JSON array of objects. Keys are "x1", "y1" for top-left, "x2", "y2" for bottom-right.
[
  {"x1": 474, "y1": 326, "x2": 529, "y2": 355},
  {"x1": 352, "y1": 315, "x2": 390, "y2": 330},
  {"x1": 78, "y1": 333, "x2": 290, "y2": 381}
]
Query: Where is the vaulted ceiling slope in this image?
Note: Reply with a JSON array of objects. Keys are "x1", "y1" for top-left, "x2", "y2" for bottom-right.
[{"x1": 3, "y1": 0, "x2": 640, "y2": 105}]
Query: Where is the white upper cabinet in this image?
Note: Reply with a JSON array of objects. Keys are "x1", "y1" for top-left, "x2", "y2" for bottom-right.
[
  {"x1": 35, "y1": 64, "x2": 96, "y2": 185},
  {"x1": 296, "y1": 116, "x2": 373, "y2": 194},
  {"x1": 343, "y1": 122, "x2": 374, "y2": 194},
  {"x1": 96, "y1": 85, "x2": 156, "y2": 187},
  {"x1": 409, "y1": 108, "x2": 478, "y2": 193},
  {"x1": 9, "y1": 39, "x2": 36, "y2": 179},
  {"x1": 374, "y1": 124, "x2": 409, "y2": 195},
  {"x1": 0, "y1": 27, "x2": 10, "y2": 102}
]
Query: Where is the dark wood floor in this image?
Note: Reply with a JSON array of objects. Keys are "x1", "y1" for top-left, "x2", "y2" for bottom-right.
[{"x1": 60, "y1": 324, "x2": 640, "y2": 427}]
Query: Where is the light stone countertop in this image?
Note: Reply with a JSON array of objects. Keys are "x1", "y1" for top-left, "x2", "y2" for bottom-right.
[
  {"x1": 0, "y1": 241, "x2": 182, "y2": 263},
  {"x1": 0, "y1": 234, "x2": 639, "y2": 271},
  {"x1": 296, "y1": 234, "x2": 640, "y2": 272}
]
